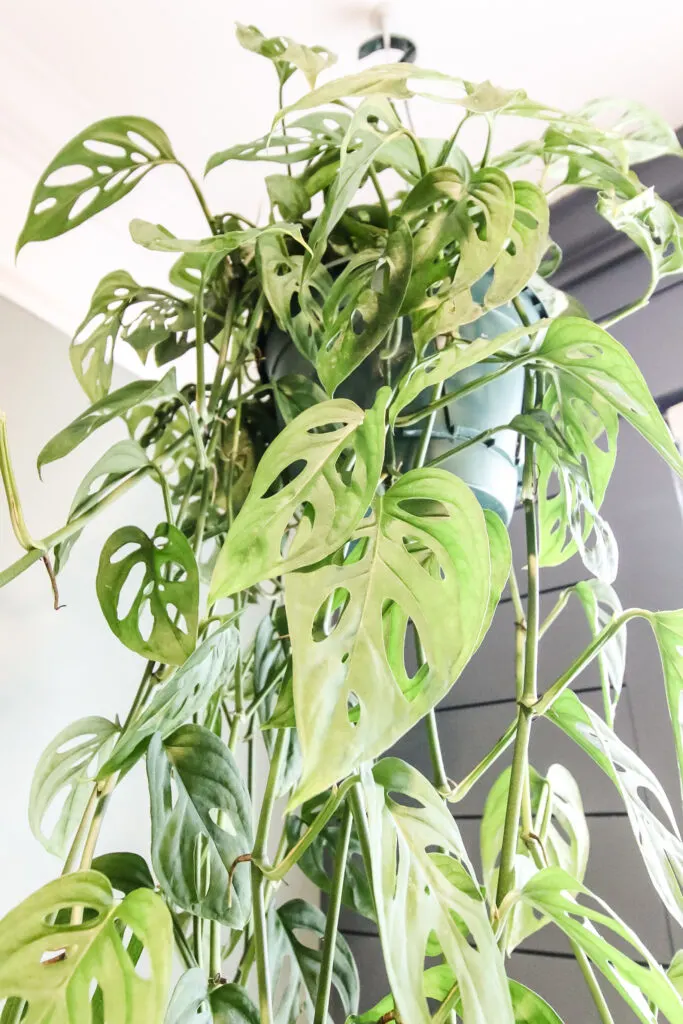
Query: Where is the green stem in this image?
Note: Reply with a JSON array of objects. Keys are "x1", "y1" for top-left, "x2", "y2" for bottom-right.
[
  {"x1": 180, "y1": 163, "x2": 216, "y2": 234},
  {"x1": 424, "y1": 425, "x2": 505, "y2": 469},
  {"x1": 397, "y1": 356, "x2": 531, "y2": 428},
  {"x1": 480, "y1": 116, "x2": 494, "y2": 168},
  {"x1": 572, "y1": 942, "x2": 616, "y2": 1024},
  {"x1": 61, "y1": 786, "x2": 98, "y2": 874},
  {"x1": 448, "y1": 720, "x2": 517, "y2": 802},
  {"x1": 208, "y1": 289, "x2": 238, "y2": 416},
  {"x1": 79, "y1": 776, "x2": 116, "y2": 870},
  {"x1": 436, "y1": 113, "x2": 470, "y2": 166},
  {"x1": 0, "y1": 410, "x2": 42, "y2": 551},
  {"x1": 313, "y1": 802, "x2": 353, "y2": 1024},
  {"x1": 172, "y1": 910, "x2": 197, "y2": 970},
  {"x1": 349, "y1": 783, "x2": 377, "y2": 916},
  {"x1": 425, "y1": 710, "x2": 449, "y2": 794},
  {"x1": 413, "y1": 381, "x2": 444, "y2": 469},
  {"x1": 538, "y1": 589, "x2": 571, "y2": 639},
  {"x1": 404, "y1": 130, "x2": 429, "y2": 177},
  {"x1": 154, "y1": 466, "x2": 174, "y2": 523},
  {"x1": 369, "y1": 166, "x2": 390, "y2": 222}
]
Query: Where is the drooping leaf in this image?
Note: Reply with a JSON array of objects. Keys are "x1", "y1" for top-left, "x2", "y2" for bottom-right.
[
  {"x1": 273, "y1": 375, "x2": 328, "y2": 423},
  {"x1": 286, "y1": 467, "x2": 490, "y2": 805},
  {"x1": 211, "y1": 983, "x2": 260, "y2": 1024},
  {"x1": 37, "y1": 370, "x2": 178, "y2": 473},
  {"x1": 209, "y1": 390, "x2": 389, "y2": 602},
  {"x1": 17, "y1": 117, "x2": 176, "y2": 251},
  {"x1": 648, "y1": 610, "x2": 683, "y2": 805},
  {"x1": 317, "y1": 219, "x2": 413, "y2": 393},
  {"x1": 268, "y1": 898, "x2": 359, "y2": 1024},
  {"x1": 165, "y1": 968, "x2": 212, "y2": 1024},
  {"x1": 485, "y1": 182, "x2": 550, "y2": 307},
  {"x1": 580, "y1": 97, "x2": 683, "y2": 164},
  {"x1": 520, "y1": 867, "x2": 683, "y2": 1024},
  {"x1": 96, "y1": 522, "x2": 199, "y2": 665},
  {"x1": 101, "y1": 622, "x2": 239, "y2": 775},
  {"x1": 130, "y1": 218, "x2": 307, "y2": 255},
  {"x1": 548, "y1": 689, "x2": 683, "y2": 929},
  {"x1": 572, "y1": 580, "x2": 626, "y2": 723},
  {"x1": 91, "y1": 852, "x2": 156, "y2": 895},
  {"x1": 265, "y1": 174, "x2": 311, "y2": 220},
  {"x1": 537, "y1": 316, "x2": 683, "y2": 475},
  {"x1": 206, "y1": 111, "x2": 350, "y2": 174},
  {"x1": 29, "y1": 716, "x2": 118, "y2": 857},
  {"x1": 362, "y1": 759, "x2": 513, "y2": 1024},
  {"x1": 235, "y1": 24, "x2": 336, "y2": 88},
  {"x1": 147, "y1": 725, "x2": 252, "y2": 926},
  {"x1": 0, "y1": 871, "x2": 172, "y2": 1024}
]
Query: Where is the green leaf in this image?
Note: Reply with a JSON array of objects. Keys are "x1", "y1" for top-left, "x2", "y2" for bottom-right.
[
  {"x1": 235, "y1": 24, "x2": 336, "y2": 89},
  {"x1": 286, "y1": 467, "x2": 490, "y2": 806},
  {"x1": 96, "y1": 522, "x2": 199, "y2": 665},
  {"x1": 520, "y1": 867, "x2": 683, "y2": 1023},
  {"x1": 29, "y1": 716, "x2": 118, "y2": 857},
  {"x1": 317, "y1": 219, "x2": 413, "y2": 393},
  {"x1": 211, "y1": 983, "x2": 260, "y2": 1024},
  {"x1": 508, "y1": 982, "x2": 564, "y2": 1024},
  {"x1": 477, "y1": 510, "x2": 512, "y2": 646},
  {"x1": 485, "y1": 182, "x2": 550, "y2": 307},
  {"x1": 147, "y1": 725, "x2": 252, "y2": 926},
  {"x1": 362, "y1": 758, "x2": 513, "y2": 1024},
  {"x1": 209, "y1": 390, "x2": 389, "y2": 602},
  {"x1": 165, "y1": 968, "x2": 211, "y2": 1024},
  {"x1": 273, "y1": 375, "x2": 328, "y2": 423},
  {"x1": 580, "y1": 97, "x2": 683, "y2": 164},
  {"x1": 265, "y1": 174, "x2": 311, "y2": 220},
  {"x1": 17, "y1": 117, "x2": 176, "y2": 251},
  {"x1": 669, "y1": 952, "x2": 683, "y2": 1000},
  {"x1": 537, "y1": 316, "x2": 683, "y2": 476},
  {"x1": 0, "y1": 871, "x2": 172, "y2": 1023},
  {"x1": 130, "y1": 218, "x2": 307, "y2": 255},
  {"x1": 206, "y1": 112, "x2": 350, "y2": 174},
  {"x1": 101, "y1": 622, "x2": 239, "y2": 775},
  {"x1": 548, "y1": 689, "x2": 683, "y2": 929},
  {"x1": 268, "y1": 899, "x2": 359, "y2": 1024},
  {"x1": 648, "y1": 610, "x2": 683, "y2": 804},
  {"x1": 481, "y1": 763, "x2": 589, "y2": 952},
  {"x1": 91, "y1": 852, "x2": 156, "y2": 895},
  {"x1": 37, "y1": 369, "x2": 177, "y2": 473},
  {"x1": 572, "y1": 580, "x2": 625, "y2": 722}
]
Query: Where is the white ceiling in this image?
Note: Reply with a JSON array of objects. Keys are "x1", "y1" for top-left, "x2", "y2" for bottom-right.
[{"x1": 3, "y1": 0, "x2": 683, "y2": 376}]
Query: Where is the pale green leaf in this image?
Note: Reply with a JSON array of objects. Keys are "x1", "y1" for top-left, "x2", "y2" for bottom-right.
[
  {"x1": 287, "y1": 467, "x2": 490, "y2": 806},
  {"x1": 572, "y1": 580, "x2": 625, "y2": 723},
  {"x1": 580, "y1": 97, "x2": 683, "y2": 164},
  {"x1": 205, "y1": 112, "x2": 350, "y2": 174},
  {"x1": 101, "y1": 622, "x2": 239, "y2": 774},
  {"x1": 147, "y1": 725, "x2": 252, "y2": 926},
  {"x1": 485, "y1": 182, "x2": 550, "y2": 307},
  {"x1": 96, "y1": 522, "x2": 199, "y2": 665},
  {"x1": 265, "y1": 174, "x2": 311, "y2": 220},
  {"x1": 209, "y1": 390, "x2": 389, "y2": 602},
  {"x1": 37, "y1": 369, "x2": 177, "y2": 473},
  {"x1": 29, "y1": 716, "x2": 118, "y2": 857},
  {"x1": 273, "y1": 375, "x2": 328, "y2": 423},
  {"x1": 668, "y1": 952, "x2": 683, "y2": 1000},
  {"x1": 477, "y1": 510, "x2": 512, "y2": 646},
  {"x1": 521, "y1": 866, "x2": 683, "y2": 1023},
  {"x1": 165, "y1": 969, "x2": 211, "y2": 1024},
  {"x1": 17, "y1": 117, "x2": 176, "y2": 251},
  {"x1": 648, "y1": 610, "x2": 683, "y2": 805},
  {"x1": 236, "y1": 24, "x2": 336, "y2": 89},
  {"x1": 362, "y1": 758, "x2": 513, "y2": 1024},
  {"x1": 130, "y1": 218, "x2": 307, "y2": 255},
  {"x1": 0, "y1": 871, "x2": 172, "y2": 1024}
]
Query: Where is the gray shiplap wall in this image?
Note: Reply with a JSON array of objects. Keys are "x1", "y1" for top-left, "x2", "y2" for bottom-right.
[{"x1": 341, "y1": 152, "x2": 683, "y2": 1021}]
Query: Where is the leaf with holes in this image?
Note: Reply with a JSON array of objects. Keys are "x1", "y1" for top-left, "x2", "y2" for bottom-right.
[
  {"x1": 520, "y1": 867, "x2": 683, "y2": 1023},
  {"x1": 648, "y1": 610, "x2": 683, "y2": 805},
  {"x1": 480, "y1": 763, "x2": 589, "y2": 953},
  {"x1": 268, "y1": 898, "x2": 359, "y2": 1024},
  {"x1": 206, "y1": 111, "x2": 350, "y2": 173},
  {"x1": 130, "y1": 219, "x2": 307, "y2": 255},
  {"x1": 571, "y1": 580, "x2": 626, "y2": 724},
  {"x1": 102, "y1": 623, "x2": 239, "y2": 776},
  {"x1": 484, "y1": 182, "x2": 549, "y2": 307},
  {"x1": 317, "y1": 219, "x2": 413, "y2": 393},
  {"x1": 669, "y1": 952, "x2": 683, "y2": 1000},
  {"x1": 547, "y1": 689, "x2": 683, "y2": 929},
  {"x1": 362, "y1": 758, "x2": 513, "y2": 1024},
  {"x1": 286, "y1": 467, "x2": 490, "y2": 806},
  {"x1": 236, "y1": 23, "x2": 336, "y2": 88},
  {"x1": 147, "y1": 725, "x2": 252, "y2": 926},
  {"x1": 581, "y1": 97, "x2": 683, "y2": 164},
  {"x1": 29, "y1": 716, "x2": 118, "y2": 858},
  {"x1": 538, "y1": 316, "x2": 683, "y2": 475},
  {"x1": 0, "y1": 871, "x2": 172, "y2": 1024},
  {"x1": 91, "y1": 853, "x2": 156, "y2": 896},
  {"x1": 37, "y1": 369, "x2": 178, "y2": 474},
  {"x1": 209, "y1": 389, "x2": 389, "y2": 602},
  {"x1": 17, "y1": 117, "x2": 176, "y2": 251},
  {"x1": 96, "y1": 522, "x2": 199, "y2": 665}
]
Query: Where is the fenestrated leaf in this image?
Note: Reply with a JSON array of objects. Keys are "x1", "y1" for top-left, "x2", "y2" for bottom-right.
[
  {"x1": 484, "y1": 182, "x2": 549, "y2": 307},
  {"x1": 130, "y1": 219, "x2": 307, "y2": 255},
  {"x1": 0, "y1": 871, "x2": 172, "y2": 1024},
  {"x1": 268, "y1": 899, "x2": 359, "y2": 1024},
  {"x1": 101, "y1": 622, "x2": 239, "y2": 775},
  {"x1": 37, "y1": 370, "x2": 178, "y2": 473},
  {"x1": 286, "y1": 467, "x2": 490, "y2": 806},
  {"x1": 91, "y1": 852, "x2": 155, "y2": 895},
  {"x1": 481, "y1": 763, "x2": 589, "y2": 952},
  {"x1": 236, "y1": 24, "x2": 336, "y2": 88},
  {"x1": 572, "y1": 580, "x2": 626, "y2": 723},
  {"x1": 96, "y1": 522, "x2": 199, "y2": 665},
  {"x1": 209, "y1": 390, "x2": 389, "y2": 602},
  {"x1": 648, "y1": 610, "x2": 683, "y2": 804},
  {"x1": 581, "y1": 97, "x2": 683, "y2": 164},
  {"x1": 362, "y1": 758, "x2": 513, "y2": 1024},
  {"x1": 206, "y1": 111, "x2": 350, "y2": 173},
  {"x1": 29, "y1": 716, "x2": 118, "y2": 857},
  {"x1": 317, "y1": 219, "x2": 413, "y2": 393},
  {"x1": 537, "y1": 316, "x2": 683, "y2": 475},
  {"x1": 520, "y1": 867, "x2": 683, "y2": 1024},
  {"x1": 273, "y1": 375, "x2": 327, "y2": 423},
  {"x1": 165, "y1": 969, "x2": 211, "y2": 1024},
  {"x1": 147, "y1": 725, "x2": 252, "y2": 926},
  {"x1": 17, "y1": 117, "x2": 176, "y2": 251},
  {"x1": 450, "y1": 168, "x2": 515, "y2": 293},
  {"x1": 547, "y1": 689, "x2": 683, "y2": 929},
  {"x1": 266, "y1": 174, "x2": 311, "y2": 220}
]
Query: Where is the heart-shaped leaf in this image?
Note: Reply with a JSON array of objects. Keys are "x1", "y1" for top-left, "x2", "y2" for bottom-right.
[
  {"x1": 17, "y1": 117, "x2": 176, "y2": 251},
  {"x1": 97, "y1": 522, "x2": 199, "y2": 665},
  {"x1": 38, "y1": 370, "x2": 177, "y2": 473},
  {"x1": 0, "y1": 871, "x2": 172, "y2": 1024},
  {"x1": 29, "y1": 716, "x2": 118, "y2": 857},
  {"x1": 236, "y1": 24, "x2": 336, "y2": 88},
  {"x1": 268, "y1": 898, "x2": 359, "y2": 1024},
  {"x1": 484, "y1": 182, "x2": 549, "y2": 307},
  {"x1": 548, "y1": 689, "x2": 683, "y2": 929},
  {"x1": 520, "y1": 867, "x2": 683, "y2": 1024},
  {"x1": 317, "y1": 219, "x2": 413, "y2": 393},
  {"x1": 286, "y1": 466, "x2": 491, "y2": 806},
  {"x1": 91, "y1": 852, "x2": 156, "y2": 895},
  {"x1": 361, "y1": 758, "x2": 514, "y2": 1024},
  {"x1": 147, "y1": 725, "x2": 252, "y2": 926},
  {"x1": 209, "y1": 390, "x2": 389, "y2": 602},
  {"x1": 102, "y1": 623, "x2": 239, "y2": 775},
  {"x1": 130, "y1": 219, "x2": 307, "y2": 255}
]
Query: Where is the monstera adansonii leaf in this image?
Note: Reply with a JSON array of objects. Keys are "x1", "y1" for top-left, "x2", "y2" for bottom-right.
[
  {"x1": 209, "y1": 390, "x2": 389, "y2": 602},
  {"x1": 0, "y1": 871, "x2": 172, "y2": 1024},
  {"x1": 361, "y1": 758, "x2": 514, "y2": 1024},
  {"x1": 286, "y1": 467, "x2": 492, "y2": 806}
]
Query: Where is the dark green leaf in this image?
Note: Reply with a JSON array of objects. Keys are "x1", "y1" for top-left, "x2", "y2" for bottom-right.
[
  {"x1": 147, "y1": 725, "x2": 252, "y2": 926},
  {"x1": 96, "y1": 522, "x2": 199, "y2": 665},
  {"x1": 17, "y1": 117, "x2": 176, "y2": 251},
  {"x1": 266, "y1": 174, "x2": 311, "y2": 220},
  {"x1": 211, "y1": 983, "x2": 260, "y2": 1024},
  {"x1": 273, "y1": 375, "x2": 328, "y2": 423},
  {"x1": 91, "y1": 852, "x2": 156, "y2": 895},
  {"x1": 37, "y1": 370, "x2": 177, "y2": 473},
  {"x1": 130, "y1": 218, "x2": 307, "y2": 255}
]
